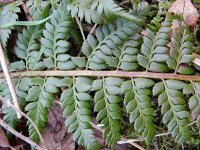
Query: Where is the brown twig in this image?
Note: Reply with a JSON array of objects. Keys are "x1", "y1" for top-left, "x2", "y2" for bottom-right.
[
  {"x1": 0, "y1": 70, "x2": 200, "y2": 81},
  {"x1": 91, "y1": 123, "x2": 145, "y2": 150},
  {"x1": 0, "y1": 96, "x2": 47, "y2": 149},
  {"x1": 0, "y1": 118, "x2": 46, "y2": 150},
  {"x1": 0, "y1": 44, "x2": 21, "y2": 118},
  {"x1": 21, "y1": 2, "x2": 32, "y2": 21}
]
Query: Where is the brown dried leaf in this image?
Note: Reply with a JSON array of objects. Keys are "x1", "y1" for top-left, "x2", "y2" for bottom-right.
[
  {"x1": 169, "y1": 0, "x2": 199, "y2": 27},
  {"x1": 0, "y1": 128, "x2": 10, "y2": 148}
]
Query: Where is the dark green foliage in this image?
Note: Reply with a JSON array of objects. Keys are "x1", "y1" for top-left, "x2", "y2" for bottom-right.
[
  {"x1": 82, "y1": 18, "x2": 142, "y2": 70},
  {"x1": 92, "y1": 77, "x2": 123, "y2": 149},
  {"x1": 122, "y1": 78, "x2": 155, "y2": 143},
  {"x1": 61, "y1": 77, "x2": 100, "y2": 150},
  {"x1": 137, "y1": 16, "x2": 172, "y2": 72},
  {"x1": 1, "y1": 78, "x2": 31, "y2": 128},
  {"x1": 166, "y1": 21, "x2": 194, "y2": 74},
  {"x1": 25, "y1": 77, "x2": 60, "y2": 143},
  {"x1": 14, "y1": 1, "x2": 50, "y2": 70},
  {"x1": 184, "y1": 82, "x2": 200, "y2": 128},
  {"x1": 0, "y1": 0, "x2": 21, "y2": 48},
  {"x1": 67, "y1": 0, "x2": 143, "y2": 24},
  {"x1": 153, "y1": 80, "x2": 191, "y2": 144}
]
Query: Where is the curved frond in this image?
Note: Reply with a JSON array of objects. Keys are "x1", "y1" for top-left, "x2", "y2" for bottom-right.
[
  {"x1": 82, "y1": 18, "x2": 142, "y2": 70},
  {"x1": 92, "y1": 77, "x2": 123, "y2": 149},
  {"x1": 122, "y1": 78, "x2": 155, "y2": 143},
  {"x1": 25, "y1": 77, "x2": 60, "y2": 143},
  {"x1": 61, "y1": 77, "x2": 100, "y2": 150},
  {"x1": 167, "y1": 21, "x2": 194, "y2": 74},
  {"x1": 153, "y1": 80, "x2": 191, "y2": 144}
]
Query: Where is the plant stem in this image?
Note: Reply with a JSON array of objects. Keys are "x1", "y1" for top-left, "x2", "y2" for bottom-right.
[
  {"x1": 75, "y1": 16, "x2": 86, "y2": 41},
  {"x1": 0, "y1": 118, "x2": 46, "y2": 150},
  {"x1": 0, "y1": 44, "x2": 21, "y2": 118},
  {"x1": 1, "y1": 71, "x2": 200, "y2": 81}
]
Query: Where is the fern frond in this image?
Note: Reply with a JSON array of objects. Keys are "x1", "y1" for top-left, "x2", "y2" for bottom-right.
[
  {"x1": 91, "y1": 77, "x2": 123, "y2": 149},
  {"x1": 131, "y1": 1, "x2": 151, "y2": 19},
  {"x1": 82, "y1": 18, "x2": 142, "y2": 70},
  {"x1": 117, "y1": 34, "x2": 142, "y2": 71},
  {"x1": 153, "y1": 80, "x2": 191, "y2": 144},
  {"x1": 121, "y1": 78, "x2": 155, "y2": 143},
  {"x1": 25, "y1": 77, "x2": 60, "y2": 143},
  {"x1": 167, "y1": 21, "x2": 194, "y2": 75},
  {"x1": 42, "y1": 4, "x2": 85, "y2": 70},
  {"x1": 14, "y1": 2, "x2": 50, "y2": 70},
  {"x1": 184, "y1": 82, "x2": 200, "y2": 128},
  {"x1": 67, "y1": 0, "x2": 143, "y2": 24},
  {"x1": 0, "y1": 0, "x2": 21, "y2": 48},
  {"x1": 61, "y1": 77, "x2": 100, "y2": 150},
  {"x1": 137, "y1": 16, "x2": 172, "y2": 72},
  {"x1": 1, "y1": 78, "x2": 31, "y2": 128}
]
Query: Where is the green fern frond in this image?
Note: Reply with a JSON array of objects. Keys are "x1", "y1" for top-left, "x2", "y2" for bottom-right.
[
  {"x1": 67, "y1": 0, "x2": 143, "y2": 24},
  {"x1": 14, "y1": 2, "x2": 50, "y2": 70},
  {"x1": 184, "y1": 82, "x2": 200, "y2": 128},
  {"x1": 42, "y1": 4, "x2": 85, "y2": 70},
  {"x1": 121, "y1": 78, "x2": 155, "y2": 143},
  {"x1": 153, "y1": 80, "x2": 191, "y2": 144},
  {"x1": 0, "y1": 0, "x2": 21, "y2": 48},
  {"x1": 1, "y1": 78, "x2": 31, "y2": 128},
  {"x1": 137, "y1": 16, "x2": 172, "y2": 72},
  {"x1": 131, "y1": 1, "x2": 151, "y2": 19},
  {"x1": 117, "y1": 34, "x2": 142, "y2": 71},
  {"x1": 167, "y1": 21, "x2": 194, "y2": 75},
  {"x1": 61, "y1": 77, "x2": 100, "y2": 150},
  {"x1": 91, "y1": 77, "x2": 123, "y2": 149},
  {"x1": 25, "y1": 77, "x2": 60, "y2": 143},
  {"x1": 82, "y1": 18, "x2": 142, "y2": 70}
]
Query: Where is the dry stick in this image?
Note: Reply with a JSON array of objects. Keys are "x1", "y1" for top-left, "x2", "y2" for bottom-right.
[
  {"x1": 1, "y1": 70, "x2": 200, "y2": 81},
  {"x1": 0, "y1": 96, "x2": 47, "y2": 149},
  {"x1": 21, "y1": 2, "x2": 32, "y2": 21},
  {"x1": 91, "y1": 123, "x2": 145, "y2": 150},
  {"x1": 0, "y1": 44, "x2": 21, "y2": 118},
  {"x1": 0, "y1": 118, "x2": 45, "y2": 150}
]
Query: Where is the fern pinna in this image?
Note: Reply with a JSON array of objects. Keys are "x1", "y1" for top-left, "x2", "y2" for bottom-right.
[{"x1": 0, "y1": 0, "x2": 199, "y2": 149}]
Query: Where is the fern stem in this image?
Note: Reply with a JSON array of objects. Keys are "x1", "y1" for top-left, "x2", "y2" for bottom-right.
[
  {"x1": 0, "y1": 44, "x2": 21, "y2": 118},
  {"x1": 75, "y1": 16, "x2": 86, "y2": 41},
  {"x1": 2, "y1": 71, "x2": 200, "y2": 81}
]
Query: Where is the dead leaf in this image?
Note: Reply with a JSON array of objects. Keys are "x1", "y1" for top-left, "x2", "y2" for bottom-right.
[
  {"x1": 169, "y1": 0, "x2": 199, "y2": 27},
  {"x1": 61, "y1": 134, "x2": 75, "y2": 150},
  {"x1": 0, "y1": 128, "x2": 10, "y2": 148}
]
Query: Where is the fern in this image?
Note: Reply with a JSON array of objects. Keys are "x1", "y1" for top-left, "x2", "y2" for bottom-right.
[
  {"x1": 0, "y1": 0, "x2": 21, "y2": 48},
  {"x1": 167, "y1": 21, "x2": 194, "y2": 74},
  {"x1": 14, "y1": 1, "x2": 50, "y2": 70},
  {"x1": 82, "y1": 18, "x2": 142, "y2": 70},
  {"x1": 61, "y1": 77, "x2": 100, "y2": 150},
  {"x1": 67, "y1": 0, "x2": 143, "y2": 24},
  {"x1": 92, "y1": 77, "x2": 123, "y2": 149},
  {"x1": 183, "y1": 82, "x2": 200, "y2": 128},
  {"x1": 25, "y1": 77, "x2": 60, "y2": 143},
  {"x1": 1, "y1": 78, "x2": 31, "y2": 128},
  {"x1": 153, "y1": 80, "x2": 191, "y2": 144},
  {"x1": 137, "y1": 16, "x2": 172, "y2": 72},
  {"x1": 131, "y1": 1, "x2": 151, "y2": 19},
  {"x1": 121, "y1": 78, "x2": 155, "y2": 143}
]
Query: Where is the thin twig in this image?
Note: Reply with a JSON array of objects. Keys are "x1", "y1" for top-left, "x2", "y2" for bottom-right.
[
  {"x1": 0, "y1": 44, "x2": 21, "y2": 118},
  {"x1": 1, "y1": 70, "x2": 200, "y2": 81},
  {"x1": 0, "y1": 96, "x2": 47, "y2": 149},
  {"x1": 91, "y1": 123, "x2": 145, "y2": 150},
  {"x1": 0, "y1": 118, "x2": 46, "y2": 150},
  {"x1": 21, "y1": 2, "x2": 32, "y2": 21},
  {"x1": 90, "y1": 23, "x2": 97, "y2": 34},
  {"x1": 75, "y1": 16, "x2": 86, "y2": 41}
]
